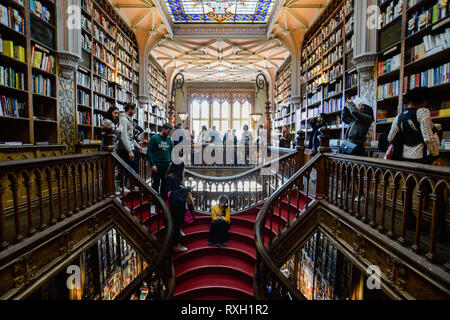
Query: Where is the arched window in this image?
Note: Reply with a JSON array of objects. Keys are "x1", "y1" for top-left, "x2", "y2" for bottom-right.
[{"x1": 192, "y1": 99, "x2": 209, "y2": 135}]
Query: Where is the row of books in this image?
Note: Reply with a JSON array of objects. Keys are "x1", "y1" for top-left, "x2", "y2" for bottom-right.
[
  {"x1": 0, "y1": 5, "x2": 25, "y2": 34},
  {"x1": 94, "y1": 113, "x2": 103, "y2": 127},
  {"x1": 346, "y1": 73, "x2": 358, "y2": 88},
  {"x1": 403, "y1": 62, "x2": 450, "y2": 90},
  {"x1": 378, "y1": 54, "x2": 401, "y2": 76},
  {"x1": 0, "y1": 65, "x2": 25, "y2": 89},
  {"x1": 307, "y1": 91, "x2": 322, "y2": 105},
  {"x1": 77, "y1": 70, "x2": 91, "y2": 87},
  {"x1": 323, "y1": 97, "x2": 343, "y2": 113},
  {"x1": 409, "y1": 29, "x2": 450, "y2": 63},
  {"x1": 0, "y1": 37, "x2": 26, "y2": 62},
  {"x1": 82, "y1": 0, "x2": 93, "y2": 15},
  {"x1": 117, "y1": 74, "x2": 132, "y2": 92},
  {"x1": 32, "y1": 74, "x2": 53, "y2": 96},
  {"x1": 93, "y1": 25, "x2": 115, "y2": 52},
  {"x1": 31, "y1": 45, "x2": 55, "y2": 73},
  {"x1": 81, "y1": 13, "x2": 92, "y2": 31},
  {"x1": 379, "y1": 0, "x2": 402, "y2": 29},
  {"x1": 117, "y1": 33, "x2": 137, "y2": 58},
  {"x1": 377, "y1": 80, "x2": 400, "y2": 100},
  {"x1": 93, "y1": 42, "x2": 114, "y2": 63},
  {"x1": 29, "y1": 0, "x2": 54, "y2": 24},
  {"x1": 407, "y1": 2, "x2": 449, "y2": 36},
  {"x1": 0, "y1": 95, "x2": 26, "y2": 118},
  {"x1": 94, "y1": 61, "x2": 114, "y2": 81},
  {"x1": 77, "y1": 111, "x2": 92, "y2": 125},
  {"x1": 307, "y1": 106, "x2": 321, "y2": 118},
  {"x1": 93, "y1": 77, "x2": 113, "y2": 96},
  {"x1": 117, "y1": 89, "x2": 132, "y2": 103},
  {"x1": 93, "y1": 8, "x2": 117, "y2": 38},
  {"x1": 93, "y1": 94, "x2": 114, "y2": 111},
  {"x1": 324, "y1": 80, "x2": 343, "y2": 98},
  {"x1": 117, "y1": 61, "x2": 133, "y2": 79},
  {"x1": 323, "y1": 64, "x2": 343, "y2": 84},
  {"x1": 78, "y1": 89, "x2": 90, "y2": 105},
  {"x1": 82, "y1": 33, "x2": 92, "y2": 53},
  {"x1": 323, "y1": 45, "x2": 343, "y2": 68}
]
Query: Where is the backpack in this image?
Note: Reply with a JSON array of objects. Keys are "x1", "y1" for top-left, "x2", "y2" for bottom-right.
[{"x1": 392, "y1": 109, "x2": 426, "y2": 160}]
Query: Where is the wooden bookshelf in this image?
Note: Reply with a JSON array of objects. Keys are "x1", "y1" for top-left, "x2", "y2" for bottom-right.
[
  {"x1": 146, "y1": 54, "x2": 168, "y2": 140},
  {"x1": 299, "y1": 0, "x2": 356, "y2": 145},
  {"x1": 0, "y1": 0, "x2": 58, "y2": 147},
  {"x1": 374, "y1": 0, "x2": 450, "y2": 146},
  {"x1": 273, "y1": 56, "x2": 294, "y2": 141},
  {"x1": 75, "y1": 0, "x2": 141, "y2": 150}
]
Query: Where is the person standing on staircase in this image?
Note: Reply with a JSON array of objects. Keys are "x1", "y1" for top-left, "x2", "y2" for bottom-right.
[
  {"x1": 208, "y1": 195, "x2": 231, "y2": 247},
  {"x1": 118, "y1": 103, "x2": 142, "y2": 173},
  {"x1": 163, "y1": 163, "x2": 194, "y2": 253},
  {"x1": 147, "y1": 123, "x2": 173, "y2": 194}
]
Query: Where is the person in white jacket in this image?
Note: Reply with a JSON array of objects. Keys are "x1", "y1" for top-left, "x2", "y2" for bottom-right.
[{"x1": 117, "y1": 103, "x2": 142, "y2": 173}]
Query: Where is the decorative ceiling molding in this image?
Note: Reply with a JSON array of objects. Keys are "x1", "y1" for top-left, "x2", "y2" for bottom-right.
[{"x1": 173, "y1": 25, "x2": 268, "y2": 39}]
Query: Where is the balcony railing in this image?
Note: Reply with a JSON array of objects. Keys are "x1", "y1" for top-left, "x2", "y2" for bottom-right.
[
  {"x1": 0, "y1": 150, "x2": 174, "y2": 300},
  {"x1": 254, "y1": 130, "x2": 450, "y2": 300}
]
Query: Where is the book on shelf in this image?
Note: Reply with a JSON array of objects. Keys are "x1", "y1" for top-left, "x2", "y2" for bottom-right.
[
  {"x1": 407, "y1": 2, "x2": 449, "y2": 37},
  {"x1": 0, "y1": 5, "x2": 25, "y2": 33},
  {"x1": 31, "y1": 45, "x2": 55, "y2": 73},
  {"x1": 0, "y1": 65, "x2": 25, "y2": 89},
  {"x1": 36, "y1": 141, "x2": 49, "y2": 145},
  {"x1": 1, "y1": 39, "x2": 26, "y2": 62},
  {"x1": 0, "y1": 95, "x2": 26, "y2": 117},
  {"x1": 0, "y1": 141, "x2": 23, "y2": 146},
  {"x1": 378, "y1": 54, "x2": 401, "y2": 75},
  {"x1": 29, "y1": 0, "x2": 53, "y2": 24},
  {"x1": 32, "y1": 74, "x2": 53, "y2": 96},
  {"x1": 403, "y1": 62, "x2": 450, "y2": 90}
]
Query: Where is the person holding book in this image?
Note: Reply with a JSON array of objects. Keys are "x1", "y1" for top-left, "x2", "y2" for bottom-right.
[{"x1": 208, "y1": 195, "x2": 231, "y2": 247}]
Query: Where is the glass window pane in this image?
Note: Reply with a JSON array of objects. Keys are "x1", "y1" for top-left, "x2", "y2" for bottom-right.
[
  {"x1": 213, "y1": 120, "x2": 220, "y2": 129},
  {"x1": 242, "y1": 102, "x2": 250, "y2": 118},
  {"x1": 201, "y1": 101, "x2": 209, "y2": 119},
  {"x1": 222, "y1": 102, "x2": 229, "y2": 118},
  {"x1": 233, "y1": 102, "x2": 240, "y2": 118},
  {"x1": 221, "y1": 120, "x2": 229, "y2": 130},
  {"x1": 212, "y1": 100, "x2": 220, "y2": 118},
  {"x1": 192, "y1": 100, "x2": 200, "y2": 118},
  {"x1": 193, "y1": 120, "x2": 200, "y2": 137},
  {"x1": 233, "y1": 120, "x2": 241, "y2": 130}
]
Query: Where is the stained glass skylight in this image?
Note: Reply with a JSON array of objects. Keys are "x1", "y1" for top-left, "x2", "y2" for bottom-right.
[{"x1": 164, "y1": 1, "x2": 275, "y2": 24}]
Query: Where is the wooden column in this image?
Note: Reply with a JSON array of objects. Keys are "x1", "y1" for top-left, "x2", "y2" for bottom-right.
[{"x1": 296, "y1": 131, "x2": 306, "y2": 172}]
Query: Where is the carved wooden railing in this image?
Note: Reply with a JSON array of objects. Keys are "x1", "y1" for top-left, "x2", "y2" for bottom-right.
[
  {"x1": 184, "y1": 150, "x2": 299, "y2": 213},
  {"x1": 138, "y1": 145, "x2": 297, "y2": 184},
  {"x1": 0, "y1": 152, "x2": 174, "y2": 300},
  {"x1": 254, "y1": 148, "x2": 450, "y2": 299},
  {"x1": 254, "y1": 153, "x2": 322, "y2": 300}
]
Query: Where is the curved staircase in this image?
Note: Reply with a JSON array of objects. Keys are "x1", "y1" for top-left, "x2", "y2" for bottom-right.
[
  {"x1": 173, "y1": 190, "x2": 309, "y2": 300},
  {"x1": 121, "y1": 185, "x2": 309, "y2": 300}
]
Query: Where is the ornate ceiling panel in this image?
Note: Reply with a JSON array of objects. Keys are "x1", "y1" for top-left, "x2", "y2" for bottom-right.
[
  {"x1": 163, "y1": 0, "x2": 276, "y2": 23},
  {"x1": 112, "y1": 0, "x2": 328, "y2": 82}
]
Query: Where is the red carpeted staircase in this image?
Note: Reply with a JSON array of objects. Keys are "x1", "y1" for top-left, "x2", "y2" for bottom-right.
[{"x1": 121, "y1": 190, "x2": 309, "y2": 300}]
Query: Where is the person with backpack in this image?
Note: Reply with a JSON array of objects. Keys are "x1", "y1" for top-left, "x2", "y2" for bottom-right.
[
  {"x1": 387, "y1": 87, "x2": 441, "y2": 165},
  {"x1": 208, "y1": 195, "x2": 231, "y2": 247},
  {"x1": 163, "y1": 162, "x2": 195, "y2": 253}
]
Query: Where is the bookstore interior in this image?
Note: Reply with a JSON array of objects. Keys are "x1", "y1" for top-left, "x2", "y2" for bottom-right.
[{"x1": 0, "y1": 0, "x2": 449, "y2": 301}]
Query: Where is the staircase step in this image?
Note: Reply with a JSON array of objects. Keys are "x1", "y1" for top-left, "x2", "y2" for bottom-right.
[
  {"x1": 174, "y1": 273, "x2": 254, "y2": 300},
  {"x1": 176, "y1": 254, "x2": 254, "y2": 280},
  {"x1": 174, "y1": 238, "x2": 256, "y2": 264}
]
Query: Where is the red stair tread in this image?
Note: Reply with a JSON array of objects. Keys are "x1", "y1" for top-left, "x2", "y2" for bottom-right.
[
  {"x1": 176, "y1": 254, "x2": 254, "y2": 278},
  {"x1": 174, "y1": 273, "x2": 254, "y2": 297},
  {"x1": 175, "y1": 238, "x2": 256, "y2": 261},
  {"x1": 182, "y1": 222, "x2": 255, "y2": 239}
]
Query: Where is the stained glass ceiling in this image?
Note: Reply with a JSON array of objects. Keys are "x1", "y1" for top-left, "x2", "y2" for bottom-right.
[{"x1": 164, "y1": 0, "x2": 276, "y2": 24}]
